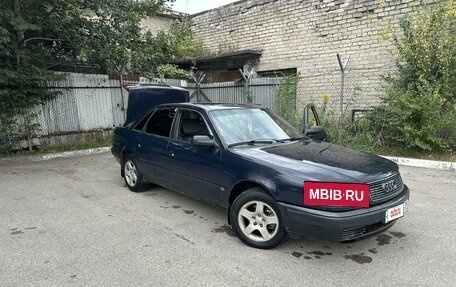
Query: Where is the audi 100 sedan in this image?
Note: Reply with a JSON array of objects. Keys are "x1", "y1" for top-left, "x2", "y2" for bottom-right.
[{"x1": 112, "y1": 103, "x2": 409, "y2": 249}]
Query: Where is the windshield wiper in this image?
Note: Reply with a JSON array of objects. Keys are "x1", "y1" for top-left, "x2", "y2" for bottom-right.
[
  {"x1": 228, "y1": 139, "x2": 277, "y2": 148},
  {"x1": 281, "y1": 136, "x2": 308, "y2": 142}
]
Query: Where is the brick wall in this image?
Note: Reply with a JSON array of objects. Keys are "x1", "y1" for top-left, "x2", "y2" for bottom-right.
[{"x1": 190, "y1": 0, "x2": 438, "y2": 114}]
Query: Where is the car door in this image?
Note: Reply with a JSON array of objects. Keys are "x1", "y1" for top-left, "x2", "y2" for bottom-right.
[
  {"x1": 303, "y1": 104, "x2": 327, "y2": 141},
  {"x1": 136, "y1": 106, "x2": 177, "y2": 187},
  {"x1": 165, "y1": 108, "x2": 222, "y2": 204}
]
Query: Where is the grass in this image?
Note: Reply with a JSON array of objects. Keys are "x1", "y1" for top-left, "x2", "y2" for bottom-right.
[
  {"x1": 372, "y1": 146, "x2": 456, "y2": 162},
  {"x1": 337, "y1": 137, "x2": 456, "y2": 162},
  {"x1": 321, "y1": 119, "x2": 456, "y2": 162},
  {"x1": 0, "y1": 137, "x2": 112, "y2": 157},
  {"x1": 334, "y1": 134, "x2": 456, "y2": 162}
]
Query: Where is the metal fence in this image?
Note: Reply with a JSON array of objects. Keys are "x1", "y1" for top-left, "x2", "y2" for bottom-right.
[
  {"x1": 38, "y1": 73, "x2": 185, "y2": 137},
  {"x1": 35, "y1": 73, "x2": 283, "y2": 138},
  {"x1": 187, "y1": 77, "x2": 282, "y2": 108},
  {"x1": 297, "y1": 67, "x2": 388, "y2": 122},
  {"x1": 41, "y1": 73, "x2": 123, "y2": 135},
  {"x1": 16, "y1": 67, "x2": 389, "y2": 148}
]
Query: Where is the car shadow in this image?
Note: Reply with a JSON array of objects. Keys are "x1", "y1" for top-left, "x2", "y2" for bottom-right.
[{"x1": 132, "y1": 184, "x2": 408, "y2": 264}]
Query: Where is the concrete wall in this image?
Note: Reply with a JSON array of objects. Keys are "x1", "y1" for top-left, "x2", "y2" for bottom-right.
[
  {"x1": 190, "y1": 0, "x2": 438, "y2": 114},
  {"x1": 141, "y1": 12, "x2": 187, "y2": 35}
]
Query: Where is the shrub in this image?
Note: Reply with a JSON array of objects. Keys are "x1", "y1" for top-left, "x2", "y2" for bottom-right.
[
  {"x1": 369, "y1": 0, "x2": 456, "y2": 151},
  {"x1": 275, "y1": 75, "x2": 298, "y2": 126}
]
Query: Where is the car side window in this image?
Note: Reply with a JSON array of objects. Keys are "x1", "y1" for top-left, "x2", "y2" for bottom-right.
[
  {"x1": 178, "y1": 110, "x2": 210, "y2": 142},
  {"x1": 144, "y1": 107, "x2": 176, "y2": 137},
  {"x1": 133, "y1": 110, "x2": 155, "y2": 131}
]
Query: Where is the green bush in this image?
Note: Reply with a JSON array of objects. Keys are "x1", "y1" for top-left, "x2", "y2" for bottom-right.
[
  {"x1": 318, "y1": 108, "x2": 377, "y2": 152},
  {"x1": 369, "y1": 0, "x2": 456, "y2": 151},
  {"x1": 275, "y1": 75, "x2": 298, "y2": 126},
  {"x1": 368, "y1": 84, "x2": 450, "y2": 150}
]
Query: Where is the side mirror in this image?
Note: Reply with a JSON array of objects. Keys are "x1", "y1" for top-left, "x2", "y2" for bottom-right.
[
  {"x1": 305, "y1": 126, "x2": 327, "y2": 141},
  {"x1": 192, "y1": 135, "x2": 218, "y2": 148},
  {"x1": 302, "y1": 104, "x2": 327, "y2": 141}
]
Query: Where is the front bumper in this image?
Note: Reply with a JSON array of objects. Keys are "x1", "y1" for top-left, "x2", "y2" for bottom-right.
[{"x1": 278, "y1": 185, "x2": 410, "y2": 241}]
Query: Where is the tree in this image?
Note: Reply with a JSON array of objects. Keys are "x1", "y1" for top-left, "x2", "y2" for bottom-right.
[
  {"x1": 138, "y1": 20, "x2": 205, "y2": 79},
  {"x1": 0, "y1": 0, "x2": 170, "y2": 151},
  {"x1": 0, "y1": 0, "x2": 67, "y2": 151},
  {"x1": 67, "y1": 0, "x2": 170, "y2": 75}
]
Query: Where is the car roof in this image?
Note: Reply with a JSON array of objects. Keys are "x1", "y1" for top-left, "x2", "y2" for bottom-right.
[{"x1": 164, "y1": 102, "x2": 265, "y2": 111}]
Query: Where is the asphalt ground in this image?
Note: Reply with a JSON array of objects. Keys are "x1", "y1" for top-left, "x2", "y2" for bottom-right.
[{"x1": 1, "y1": 152, "x2": 455, "y2": 287}]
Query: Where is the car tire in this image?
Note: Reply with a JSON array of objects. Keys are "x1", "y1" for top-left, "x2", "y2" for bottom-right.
[
  {"x1": 229, "y1": 187, "x2": 287, "y2": 249},
  {"x1": 122, "y1": 154, "x2": 148, "y2": 192}
]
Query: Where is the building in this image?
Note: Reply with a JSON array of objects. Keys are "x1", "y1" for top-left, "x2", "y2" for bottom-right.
[{"x1": 188, "y1": 0, "x2": 437, "y2": 114}]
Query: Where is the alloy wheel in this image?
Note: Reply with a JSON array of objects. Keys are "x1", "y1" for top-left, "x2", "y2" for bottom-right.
[
  {"x1": 124, "y1": 160, "x2": 138, "y2": 187},
  {"x1": 237, "y1": 200, "x2": 279, "y2": 242}
]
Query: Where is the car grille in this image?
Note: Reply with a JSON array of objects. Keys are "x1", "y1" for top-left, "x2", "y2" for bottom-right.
[
  {"x1": 342, "y1": 221, "x2": 392, "y2": 241},
  {"x1": 369, "y1": 171, "x2": 404, "y2": 205}
]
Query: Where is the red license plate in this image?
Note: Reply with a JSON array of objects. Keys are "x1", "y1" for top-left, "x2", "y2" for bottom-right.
[{"x1": 304, "y1": 182, "x2": 370, "y2": 208}]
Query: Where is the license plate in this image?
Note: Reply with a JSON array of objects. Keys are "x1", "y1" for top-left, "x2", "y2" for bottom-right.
[{"x1": 385, "y1": 203, "x2": 404, "y2": 223}]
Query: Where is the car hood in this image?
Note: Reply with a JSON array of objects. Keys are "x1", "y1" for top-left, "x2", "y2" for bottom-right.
[{"x1": 232, "y1": 140, "x2": 398, "y2": 183}]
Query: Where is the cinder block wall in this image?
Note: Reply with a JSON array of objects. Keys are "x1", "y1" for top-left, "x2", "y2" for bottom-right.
[{"x1": 190, "y1": 0, "x2": 437, "y2": 115}]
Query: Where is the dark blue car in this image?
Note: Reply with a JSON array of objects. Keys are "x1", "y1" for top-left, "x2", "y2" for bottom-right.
[{"x1": 112, "y1": 102, "x2": 409, "y2": 249}]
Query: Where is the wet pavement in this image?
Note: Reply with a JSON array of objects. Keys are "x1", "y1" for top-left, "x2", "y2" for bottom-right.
[{"x1": 1, "y1": 152, "x2": 455, "y2": 286}]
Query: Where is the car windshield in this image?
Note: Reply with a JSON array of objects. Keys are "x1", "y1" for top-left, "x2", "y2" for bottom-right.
[{"x1": 209, "y1": 107, "x2": 304, "y2": 146}]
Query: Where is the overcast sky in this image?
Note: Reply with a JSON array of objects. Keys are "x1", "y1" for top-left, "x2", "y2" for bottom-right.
[{"x1": 169, "y1": 0, "x2": 239, "y2": 14}]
